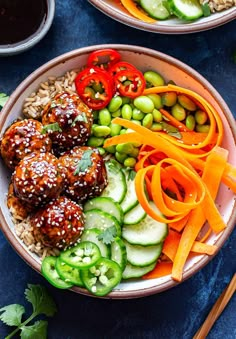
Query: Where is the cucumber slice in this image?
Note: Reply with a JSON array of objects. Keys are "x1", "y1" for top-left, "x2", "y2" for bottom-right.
[
  {"x1": 110, "y1": 237, "x2": 127, "y2": 272},
  {"x1": 84, "y1": 197, "x2": 124, "y2": 224},
  {"x1": 101, "y1": 161, "x2": 127, "y2": 203},
  {"x1": 124, "y1": 240, "x2": 163, "y2": 267},
  {"x1": 80, "y1": 228, "x2": 110, "y2": 258},
  {"x1": 120, "y1": 170, "x2": 138, "y2": 213},
  {"x1": 123, "y1": 203, "x2": 146, "y2": 225},
  {"x1": 168, "y1": 0, "x2": 203, "y2": 20},
  {"x1": 122, "y1": 203, "x2": 168, "y2": 246},
  {"x1": 84, "y1": 209, "x2": 121, "y2": 237},
  {"x1": 140, "y1": 0, "x2": 170, "y2": 20},
  {"x1": 122, "y1": 262, "x2": 156, "y2": 279}
]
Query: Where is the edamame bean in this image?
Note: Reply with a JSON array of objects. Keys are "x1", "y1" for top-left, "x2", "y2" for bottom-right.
[
  {"x1": 116, "y1": 143, "x2": 134, "y2": 154},
  {"x1": 98, "y1": 108, "x2": 111, "y2": 126},
  {"x1": 144, "y1": 71, "x2": 165, "y2": 87},
  {"x1": 93, "y1": 125, "x2": 111, "y2": 137},
  {"x1": 178, "y1": 95, "x2": 197, "y2": 111},
  {"x1": 115, "y1": 151, "x2": 128, "y2": 164},
  {"x1": 121, "y1": 96, "x2": 131, "y2": 105},
  {"x1": 195, "y1": 124, "x2": 210, "y2": 133},
  {"x1": 130, "y1": 120, "x2": 141, "y2": 125},
  {"x1": 147, "y1": 94, "x2": 163, "y2": 109},
  {"x1": 185, "y1": 115, "x2": 196, "y2": 131},
  {"x1": 132, "y1": 108, "x2": 145, "y2": 120},
  {"x1": 162, "y1": 92, "x2": 177, "y2": 107},
  {"x1": 120, "y1": 129, "x2": 127, "y2": 135},
  {"x1": 171, "y1": 103, "x2": 186, "y2": 121},
  {"x1": 121, "y1": 104, "x2": 132, "y2": 120},
  {"x1": 152, "y1": 109, "x2": 163, "y2": 123},
  {"x1": 150, "y1": 122, "x2": 163, "y2": 132},
  {"x1": 124, "y1": 157, "x2": 136, "y2": 168},
  {"x1": 97, "y1": 147, "x2": 106, "y2": 156},
  {"x1": 129, "y1": 147, "x2": 139, "y2": 158},
  {"x1": 104, "y1": 141, "x2": 116, "y2": 154},
  {"x1": 111, "y1": 109, "x2": 121, "y2": 118},
  {"x1": 195, "y1": 110, "x2": 208, "y2": 125},
  {"x1": 134, "y1": 96, "x2": 154, "y2": 113},
  {"x1": 109, "y1": 123, "x2": 122, "y2": 136},
  {"x1": 108, "y1": 96, "x2": 122, "y2": 113},
  {"x1": 92, "y1": 123, "x2": 99, "y2": 134},
  {"x1": 87, "y1": 136, "x2": 104, "y2": 147},
  {"x1": 142, "y1": 113, "x2": 153, "y2": 129}
]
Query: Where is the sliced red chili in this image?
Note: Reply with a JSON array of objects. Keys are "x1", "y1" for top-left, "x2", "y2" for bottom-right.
[
  {"x1": 108, "y1": 61, "x2": 137, "y2": 77},
  {"x1": 87, "y1": 49, "x2": 121, "y2": 70},
  {"x1": 76, "y1": 72, "x2": 113, "y2": 110},
  {"x1": 114, "y1": 69, "x2": 146, "y2": 98}
]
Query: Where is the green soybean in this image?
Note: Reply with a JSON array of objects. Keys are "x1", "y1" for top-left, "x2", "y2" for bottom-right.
[
  {"x1": 109, "y1": 123, "x2": 122, "y2": 136},
  {"x1": 93, "y1": 125, "x2": 111, "y2": 137},
  {"x1": 185, "y1": 115, "x2": 196, "y2": 131},
  {"x1": 98, "y1": 108, "x2": 111, "y2": 126},
  {"x1": 178, "y1": 94, "x2": 197, "y2": 111},
  {"x1": 97, "y1": 147, "x2": 106, "y2": 156},
  {"x1": 115, "y1": 151, "x2": 128, "y2": 164},
  {"x1": 87, "y1": 136, "x2": 104, "y2": 147},
  {"x1": 150, "y1": 122, "x2": 163, "y2": 132},
  {"x1": 162, "y1": 92, "x2": 177, "y2": 107},
  {"x1": 104, "y1": 144, "x2": 116, "y2": 154},
  {"x1": 129, "y1": 147, "x2": 139, "y2": 158},
  {"x1": 195, "y1": 110, "x2": 208, "y2": 125},
  {"x1": 108, "y1": 96, "x2": 123, "y2": 113},
  {"x1": 91, "y1": 123, "x2": 99, "y2": 134},
  {"x1": 132, "y1": 108, "x2": 145, "y2": 121},
  {"x1": 116, "y1": 143, "x2": 134, "y2": 154},
  {"x1": 111, "y1": 109, "x2": 121, "y2": 118},
  {"x1": 144, "y1": 71, "x2": 165, "y2": 87},
  {"x1": 171, "y1": 103, "x2": 186, "y2": 121},
  {"x1": 121, "y1": 104, "x2": 133, "y2": 120},
  {"x1": 147, "y1": 94, "x2": 163, "y2": 109},
  {"x1": 120, "y1": 129, "x2": 127, "y2": 135},
  {"x1": 195, "y1": 124, "x2": 210, "y2": 133},
  {"x1": 152, "y1": 109, "x2": 163, "y2": 123},
  {"x1": 124, "y1": 157, "x2": 137, "y2": 168},
  {"x1": 142, "y1": 113, "x2": 153, "y2": 129},
  {"x1": 121, "y1": 96, "x2": 131, "y2": 105},
  {"x1": 133, "y1": 96, "x2": 155, "y2": 113}
]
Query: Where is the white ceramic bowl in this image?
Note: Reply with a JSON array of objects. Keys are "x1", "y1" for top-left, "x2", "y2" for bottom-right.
[
  {"x1": 0, "y1": 0, "x2": 55, "y2": 56},
  {"x1": 88, "y1": 0, "x2": 236, "y2": 34},
  {"x1": 0, "y1": 44, "x2": 236, "y2": 299}
]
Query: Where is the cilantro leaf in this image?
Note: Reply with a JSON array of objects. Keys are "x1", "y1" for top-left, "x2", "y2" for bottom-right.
[
  {"x1": 0, "y1": 93, "x2": 9, "y2": 108},
  {"x1": 20, "y1": 320, "x2": 48, "y2": 339},
  {"x1": 41, "y1": 122, "x2": 62, "y2": 134},
  {"x1": 72, "y1": 113, "x2": 88, "y2": 126},
  {"x1": 161, "y1": 122, "x2": 182, "y2": 139},
  {"x1": 201, "y1": 3, "x2": 211, "y2": 17},
  {"x1": 25, "y1": 284, "x2": 57, "y2": 317},
  {"x1": 128, "y1": 169, "x2": 136, "y2": 181},
  {"x1": 97, "y1": 226, "x2": 117, "y2": 245},
  {"x1": 74, "y1": 149, "x2": 93, "y2": 175},
  {"x1": 0, "y1": 304, "x2": 25, "y2": 326}
]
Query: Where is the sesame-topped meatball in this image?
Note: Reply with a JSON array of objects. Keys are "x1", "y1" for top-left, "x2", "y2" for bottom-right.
[
  {"x1": 13, "y1": 152, "x2": 66, "y2": 207},
  {"x1": 31, "y1": 196, "x2": 85, "y2": 249},
  {"x1": 42, "y1": 92, "x2": 93, "y2": 153},
  {"x1": 0, "y1": 119, "x2": 52, "y2": 170},
  {"x1": 59, "y1": 146, "x2": 107, "y2": 202},
  {"x1": 7, "y1": 182, "x2": 34, "y2": 220}
]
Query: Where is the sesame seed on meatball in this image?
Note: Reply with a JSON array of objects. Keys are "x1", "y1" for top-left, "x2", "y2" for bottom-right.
[
  {"x1": 30, "y1": 196, "x2": 85, "y2": 249},
  {"x1": 42, "y1": 92, "x2": 93, "y2": 153},
  {"x1": 13, "y1": 152, "x2": 66, "y2": 207},
  {"x1": 59, "y1": 146, "x2": 107, "y2": 202},
  {"x1": 0, "y1": 119, "x2": 52, "y2": 170}
]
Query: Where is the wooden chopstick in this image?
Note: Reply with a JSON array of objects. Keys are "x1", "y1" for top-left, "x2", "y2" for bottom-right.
[{"x1": 193, "y1": 273, "x2": 236, "y2": 339}]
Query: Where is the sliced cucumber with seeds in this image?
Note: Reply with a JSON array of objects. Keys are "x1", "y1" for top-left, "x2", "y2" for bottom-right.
[
  {"x1": 101, "y1": 161, "x2": 127, "y2": 203},
  {"x1": 168, "y1": 0, "x2": 203, "y2": 20},
  {"x1": 84, "y1": 197, "x2": 124, "y2": 224},
  {"x1": 81, "y1": 228, "x2": 110, "y2": 258},
  {"x1": 120, "y1": 170, "x2": 138, "y2": 213},
  {"x1": 84, "y1": 209, "x2": 121, "y2": 237},
  {"x1": 140, "y1": 0, "x2": 170, "y2": 20},
  {"x1": 124, "y1": 240, "x2": 163, "y2": 267},
  {"x1": 110, "y1": 237, "x2": 127, "y2": 272},
  {"x1": 122, "y1": 262, "x2": 156, "y2": 279},
  {"x1": 123, "y1": 203, "x2": 146, "y2": 225}
]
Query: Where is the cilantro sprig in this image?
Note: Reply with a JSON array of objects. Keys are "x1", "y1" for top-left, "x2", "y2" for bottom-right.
[
  {"x1": 0, "y1": 93, "x2": 9, "y2": 108},
  {"x1": 0, "y1": 284, "x2": 57, "y2": 339},
  {"x1": 97, "y1": 226, "x2": 117, "y2": 245},
  {"x1": 41, "y1": 122, "x2": 62, "y2": 134},
  {"x1": 74, "y1": 149, "x2": 93, "y2": 175}
]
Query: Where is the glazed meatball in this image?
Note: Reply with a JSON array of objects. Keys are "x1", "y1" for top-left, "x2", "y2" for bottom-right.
[
  {"x1": 7, "y1": 182, "x2": 34, "y2": 220},
  {"x1": 0, "y1": 119, "x2": 52, "y2": 170},
  {"x1": 31, "y1": 196, "x2": 85, "y2": 249},
  {"x1": 13, "y1": 152, "x2": 66, "y2": 206},
  {"x1": 42, "y1": 92, "x2": 93, "y2": 152},
  {"x1": 59, "y1": 146, "x2": 107, "y2": 202}
]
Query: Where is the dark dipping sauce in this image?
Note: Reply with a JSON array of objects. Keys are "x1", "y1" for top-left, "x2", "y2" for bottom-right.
[{"x1": 0, "y1": 0, "x2": 47, "y2": 45}]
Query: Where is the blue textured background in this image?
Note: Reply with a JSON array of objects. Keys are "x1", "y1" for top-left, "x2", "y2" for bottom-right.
[{"x1": 0, "y1": 1, "x2": 236, "y2": 338}]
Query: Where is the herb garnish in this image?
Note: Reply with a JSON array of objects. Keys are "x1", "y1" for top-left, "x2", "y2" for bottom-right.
[
  {"x1": 0, "y1": 284, "x2": 57, "y2": 339},
  {"x1": 74, "y1": 149, "x2": 93, "y2": 175},
  {"x1": 0, "y1": 93, "x2": 9, "y2": 108},
  {"x1": 161, "y1": 121, "x2": 182, "y2": 139},
  {"x1": 128, "y1": 169, "x2": 136, "y2": 181},
  {"x1": 201, "y1": 3, "x2": 211, "y2": 17},
  {"x1": 97, "y1": 226, "x2": 117, "y2": 245},
  {"x1": 71, "y1": 113, "x2": 88, "y2": 126},
  {"x1": 41, "y1": 122, "x2": 62, "y2": 134}
]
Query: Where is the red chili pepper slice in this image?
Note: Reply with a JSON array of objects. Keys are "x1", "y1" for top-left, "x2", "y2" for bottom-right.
[
  {"x1": 76, "y1": 72, "x2": 113, "y2": 110},
  {"x1": 87, "y1": 49, "x2": 121, "y2": 70},
  {"x1": 109, "y1": 61, "x2": 137, "y2": 77},
  {"x1": 114, "y1": 69, "x2": 146, "y2": 98}
]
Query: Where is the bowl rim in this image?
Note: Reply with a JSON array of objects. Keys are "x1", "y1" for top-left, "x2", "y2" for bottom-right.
[
  {"x1": 0, "y1": 0, "x2": 55, "y2": 56},
  {"x1": 0, "y1": 44, "x2": 236, "y2": 299},
  {"x1": 88, "y1": 0, "x2": 236, "y2": 34}
]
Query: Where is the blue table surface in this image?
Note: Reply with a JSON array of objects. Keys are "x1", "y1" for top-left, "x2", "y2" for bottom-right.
[{"x1": 0, "y1": 1, "x2": 236, "y2": 338}]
